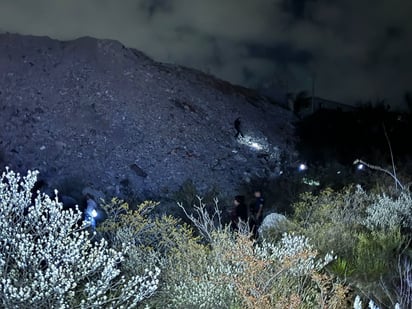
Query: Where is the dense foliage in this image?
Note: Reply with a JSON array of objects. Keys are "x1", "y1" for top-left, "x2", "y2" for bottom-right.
[
  {"x1": 1, "y1": 166, "x2": 411, "y2": 308},
  {"x1": 0, "y1": 168, "x2": 159, "y2": 308}
]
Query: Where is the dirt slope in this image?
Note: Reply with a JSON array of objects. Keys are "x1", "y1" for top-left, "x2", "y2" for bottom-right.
[{"x1": 0, "y1": 33, "x2": 296, "y2": 202}]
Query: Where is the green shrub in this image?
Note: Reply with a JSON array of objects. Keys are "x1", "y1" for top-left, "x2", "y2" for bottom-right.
[
  {"x1": 354, "y1": 229, "x2": 405, "y2": 281},
  {"x1": 292, "y1": 187, "x2": 370, "y2": 259},
  {"x1": 349, "y1": 228, "x2": 408, "y2": 307},
  {"x1": 97, "y1": 198, "x2": 236, "y2": 308},
  {"x1": 99, "y1": 198, "x2": 199, "y2": 275},
  {"x1": 329, "y1": 257, "x2": 356, "y2": 278}
]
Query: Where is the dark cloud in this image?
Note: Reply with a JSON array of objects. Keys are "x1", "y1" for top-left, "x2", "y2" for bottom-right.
[
  {"x1": 0, "y1": 0, "x2": 411, "y2": 108},
  {"x1": 139, "y1": 0, "x2": 173, "y2": 19},
  {"x1": 281, "y1": 0, "x2": 318, "y2": 19},
  {"x1": 386, "y1": 26, "x2": 403, "y2": 39}
]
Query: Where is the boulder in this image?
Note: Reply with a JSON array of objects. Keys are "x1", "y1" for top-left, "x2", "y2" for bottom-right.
[{"x1": 258, "y1": 213, "x2": 290, "y2": 238}]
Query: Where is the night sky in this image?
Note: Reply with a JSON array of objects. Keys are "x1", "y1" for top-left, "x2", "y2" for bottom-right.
[{"x1": 0, "y1": 0, "x2": 411, "y2": 109}]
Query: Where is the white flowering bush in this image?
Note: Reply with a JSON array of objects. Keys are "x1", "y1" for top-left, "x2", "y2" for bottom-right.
[
  {"x1": 0, "y1": 168, "x2": 159, "y2": 308},
  {"x1": 362, "y1": 191, "x2": 412, "y2": 231},
  {"x1": 167, "y1": 197, "x2": 348, "y2": 308},
  {"x1": 256, "y1": 233, "x2": 336, "y2": 276},
  {"x1": 353, "y1": 295, "x2": 400, "y2": 309},
  {"x1": 166, "y1": 264, "x2": 239, "y2": 309},
  {"x1": 149, "y1": 229, "x2": 239, "y2": 308}
]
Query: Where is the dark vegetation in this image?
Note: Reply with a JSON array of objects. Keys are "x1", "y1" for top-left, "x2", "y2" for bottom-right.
[
  {"x1": 5, "y1": 102, "x2": 412, "y2": 308},
  {"x1": 227, "y1": 104, "x2": 412, "y2": 223},
  {"x1": 295, "y1": 105, "x2": 412, "y2": 166}
]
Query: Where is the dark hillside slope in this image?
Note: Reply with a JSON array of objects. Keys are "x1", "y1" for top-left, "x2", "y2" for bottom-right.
[{"x1": 0, "y1": 33, "x2": 296, "y2": 202}]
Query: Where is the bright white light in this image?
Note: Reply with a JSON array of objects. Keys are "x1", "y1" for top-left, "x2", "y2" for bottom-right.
[
  {"x1": 236, "y1": 134, "x2": 267, "y2": 152},
  {"x1": 298, "y1": 163, "x2": 307, "y2": 171},
  {"x1": 91, "y1": 209, "x2": 98, "y2": 218},
  {"x1": 357, "y1": 164, "x2": 364, "y2": 171},
  {"x1": 250, "y1": 142, "x2": 263, "y2": 150}
]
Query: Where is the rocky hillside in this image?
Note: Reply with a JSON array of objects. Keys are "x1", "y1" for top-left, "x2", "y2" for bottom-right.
[{"x1": 0, "y1": 33, "x2": 296, "y2": 204}]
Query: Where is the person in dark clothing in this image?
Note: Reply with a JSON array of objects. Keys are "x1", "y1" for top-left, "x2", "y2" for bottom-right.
[
  {"x1": 249, "y1": 189, "x2": 265, "y2": 237},
  {"x1": 231, "y1": 195, "x2": 248, "y2": 230},
  {"x1": 234, "y1": 117, "x2": 244, "y2": 138}
]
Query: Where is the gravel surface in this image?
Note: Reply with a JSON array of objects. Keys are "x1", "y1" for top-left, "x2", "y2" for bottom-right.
[{"x1": 0, "y1": 33, "x2": 297, "y2": 203}]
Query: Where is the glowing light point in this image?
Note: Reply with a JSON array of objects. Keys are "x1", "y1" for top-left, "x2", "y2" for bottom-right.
[
  {"x1": 357, "y1": 164, "x2": 364, "y2": 171},
  {"x1": 91, "y1": 209, "x2": 98, "y2": 218},
  {"x1": 298, "y1": 163, "x2": 308, "y2": 171}
]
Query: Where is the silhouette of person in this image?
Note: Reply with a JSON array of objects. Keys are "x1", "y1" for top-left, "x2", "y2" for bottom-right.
[
  {"x1": 231, "y1": 195, "x2": 248, "y2": 230},
  {"x1": 234, "y1": 117, "x2": 244, "y2": 138},
  {"x1": 250, "y1": 189, "x2": 265, "y2": 237}
]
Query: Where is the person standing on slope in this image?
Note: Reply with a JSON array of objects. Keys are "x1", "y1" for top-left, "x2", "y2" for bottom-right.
[{"x1": 234, "y1": 117, "x2": 244, "y2": 138}]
